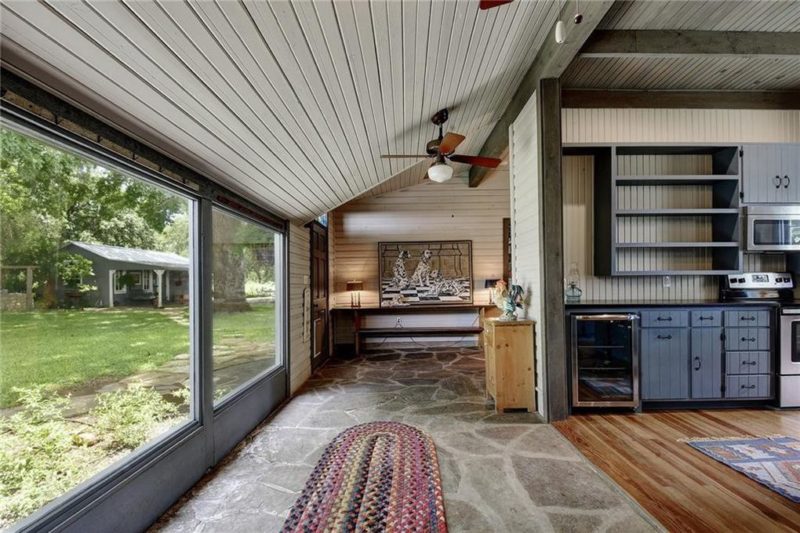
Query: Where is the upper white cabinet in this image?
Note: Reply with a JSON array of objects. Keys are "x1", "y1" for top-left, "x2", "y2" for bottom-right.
[{"x1": 742, "y1": 144, "x2": 800, "y2": 204}]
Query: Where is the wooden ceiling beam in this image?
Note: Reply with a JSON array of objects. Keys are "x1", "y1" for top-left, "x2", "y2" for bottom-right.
[
  {"x1": 469, "y1": 0, "x2": 615, "y2": 188},
  {"x1": 581, "y1": 30, "x2": 800, "y2": 58},
  {"x1": 562, "y1": 89, "x2": 800, "y2": 110}
]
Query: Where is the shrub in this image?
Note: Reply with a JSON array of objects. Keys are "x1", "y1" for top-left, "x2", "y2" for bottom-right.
[{"x1": 91, "y1": 383, "x2": 179, "y2": 450}]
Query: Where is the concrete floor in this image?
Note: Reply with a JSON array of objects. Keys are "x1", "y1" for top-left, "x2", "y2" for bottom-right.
[{"x1": 152, "y1": 345, "x2": 661, "y2": 532}]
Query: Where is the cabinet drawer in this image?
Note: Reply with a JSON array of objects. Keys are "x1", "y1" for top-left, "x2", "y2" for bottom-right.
[
  {"x1": 726, "y1": 374, "x2": 771, "y2": 398},
  {"x1": 691, "y1": 310, "x2": 721, "y2": 327},
  {"x1": 724, "y1": 310, "x2": 770, "y2": 328},
  {"x1": 726, "y1": 351, "x2": 771, "y2": 375},
  {"x1": 724, "y1": 328, "x2": 770, "y2": 351},
  {"x1": 641, "y1": 310, "x2": 688, "y2": 328}
]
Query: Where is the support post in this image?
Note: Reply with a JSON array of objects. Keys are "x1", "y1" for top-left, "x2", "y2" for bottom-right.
[
  {"x1": 154, "y1": 269, "x2": 165, "y2": 308},
  {"x1": 25, "y1": 266, "x2": 33, "y2": 311},
  {"x1": 165, "y1": 271, "x2": 170, "y2": 303},
  {"x1": 540, "y1": 78, "x2": 568, "y2": 422},
  {"x1": 108, "y1": 269, "x2": 115, "y2": 308}
]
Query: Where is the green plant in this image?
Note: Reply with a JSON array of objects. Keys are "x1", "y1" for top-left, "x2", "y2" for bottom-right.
[{"x1": 91, "y1": 383, "x2": 179, "y2": 450}]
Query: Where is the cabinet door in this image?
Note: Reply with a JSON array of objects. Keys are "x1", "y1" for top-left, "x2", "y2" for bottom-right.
[
  {"x1": 641, "y1": 329, "x2": 689, "y2": 400},
  {"x1": 691, "y1": 328, "x2": 723, "y2": 399},
  {"x1": 742, "y1": 144, "x2": 781, "y2": 204},
  {"x1": 782, "y1": 144, "x2": 800, "y2": 203}
]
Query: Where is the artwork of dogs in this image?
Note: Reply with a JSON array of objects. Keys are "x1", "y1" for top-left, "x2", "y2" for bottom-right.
[{"x1": 378, "y1": 241, "x2": 472, "y2": 307}]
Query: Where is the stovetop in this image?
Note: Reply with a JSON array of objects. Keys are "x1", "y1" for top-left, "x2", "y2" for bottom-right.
[{"x1": 719, "y1": 272, "x2": 796, "y2": 304}]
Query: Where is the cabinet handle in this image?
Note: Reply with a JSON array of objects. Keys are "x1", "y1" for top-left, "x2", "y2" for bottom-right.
[
  {"x1": 698, "y1": 316, "x2": 714, "y2": 321},
  {"x1": 742, "y1": 360, "x2": 758, "y2": 366},
  {"x1": 657, "y1": 334, "x2": 672, "y2": 340},
  {"x1": 741, "y1": 384, "x2": 756, "y2": 390},
  {"x1": 741, "y1": 337, "x2": 756, "y2": 342},
  {"x1": 656, "y1": 316, "x2": 672, "y2": 322},
  {"x1": 785, "y1": 175, "x2": 790, "y2": 189},
  {"x1": 694, "y1": 356, "x2": 702, "y2": 371},
  {"x1": 775, "y1": 175, "x2": 782, "y2": 188},
  {"x1": 740, "y1": 316, "x2": 756, "y2": 321}
]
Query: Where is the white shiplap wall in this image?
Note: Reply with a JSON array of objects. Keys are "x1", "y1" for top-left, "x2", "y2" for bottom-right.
[
  {"x1": 509, "y1": 92, "x2": 545, "y2": 416},
  {"x1": 562, "y1": 108, "x2": 800, "y2": 301},
  {"x1": 289, "y1": 223, "x2": 311, "y2": 394},
  {"x1": 330, "y1": 170, "x2": 510, "y2": 308}
]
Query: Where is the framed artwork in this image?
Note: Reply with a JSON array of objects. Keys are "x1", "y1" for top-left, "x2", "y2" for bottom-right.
[{"x1": 378, "y1": 240, "x2": 473, "y2": 307}]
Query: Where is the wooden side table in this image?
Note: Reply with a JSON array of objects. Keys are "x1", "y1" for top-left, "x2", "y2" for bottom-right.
[{"x1": 484, "y1": 318, "x2": 535, "y2": 413}]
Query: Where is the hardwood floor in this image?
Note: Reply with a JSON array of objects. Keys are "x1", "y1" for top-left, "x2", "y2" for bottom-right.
[{"x1": 554, "y1": 409, "x2": 800, "y2": 532}]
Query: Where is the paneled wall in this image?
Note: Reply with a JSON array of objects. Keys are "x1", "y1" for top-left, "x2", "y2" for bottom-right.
[
  {"x1": 329, "y1": 171, "x2": 510, "y2": 307},
  {"x1": 289, "y1": 223, "x2": 311, "y2": 394},
  {"x1": 562, "y1": 109, "x2": 800, "y2": 301},
  {"x1": 510, "y1": 92, "x2": 545, "y2": 416}
]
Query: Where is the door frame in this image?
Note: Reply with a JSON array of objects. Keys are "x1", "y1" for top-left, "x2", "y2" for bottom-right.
[{"x1": 307, "y1": 219, "x2": 330, "y2": 371}]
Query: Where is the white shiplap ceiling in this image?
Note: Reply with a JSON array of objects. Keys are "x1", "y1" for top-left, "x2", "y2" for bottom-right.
[
  {"x1": 563, "y1": 0, "x2": 800, "y2": 92},
  {"x1": 0, "y1": 0, "x2": 560, "y2": 221}
]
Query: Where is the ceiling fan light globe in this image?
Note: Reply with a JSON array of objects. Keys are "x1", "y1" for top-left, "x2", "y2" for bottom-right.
[{"x1": 428, "y1": 162, "x2": 453, "y2": 183}]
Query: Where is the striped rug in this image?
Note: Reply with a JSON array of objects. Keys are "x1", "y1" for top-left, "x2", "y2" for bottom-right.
[{"x1": 282, "y1": 421, "x2": 448, "y2": 532}]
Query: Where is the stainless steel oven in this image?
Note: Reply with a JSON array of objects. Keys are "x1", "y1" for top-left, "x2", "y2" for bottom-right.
[
  {"x1": 746, "y1": 206, "x2": 800, "y2": 252},
  {"x1": 779, "y1": 307, "x2": 800, "y2": 407}
]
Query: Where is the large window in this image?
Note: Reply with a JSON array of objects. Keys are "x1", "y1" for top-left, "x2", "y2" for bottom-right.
[
  {"x1": 0, "y1": 127, "x2": 194, "y2": 528},
  {"x1": 211, "y1": 207, "x2": 281, "y2": 403}
]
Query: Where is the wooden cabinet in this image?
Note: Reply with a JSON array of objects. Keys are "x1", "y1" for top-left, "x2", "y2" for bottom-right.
[
  {"x1": 690, "y1": 328, "x2": 723, "y2": 399},
  {"x1": 742, "y1": 143, "x2": 800, "y2": 204},
  {"x1": 484, "y1": 319, "x2": 535, "y2": 413},
  {"x1": 641, "y1": 327, "x2": 689, "y2": 400}
]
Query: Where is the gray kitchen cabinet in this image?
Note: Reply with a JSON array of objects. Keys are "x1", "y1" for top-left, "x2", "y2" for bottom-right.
[
  {"x1": 641, "y1": 328, "x2": 689, "y2": 400},
  {"x1": 726, "y1": 375, "x2": 771, "y2": 398},
  {"x1": 724, "y1": 327, "x2": 770, "y2": 351},
  {"x1": 742, "y1": 143, "x2": 800, "y2": 204},
  {"x1": 690, "y1": 328, "x2": 723, "y2": 399}
]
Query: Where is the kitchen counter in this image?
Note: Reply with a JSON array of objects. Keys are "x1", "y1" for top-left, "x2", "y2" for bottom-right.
[{"x1": 565, "y1": 299, "x2": 784, "y2": 309}]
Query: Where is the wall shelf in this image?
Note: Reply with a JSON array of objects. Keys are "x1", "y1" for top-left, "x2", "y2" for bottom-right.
[{"x1": 566, "y1": 144, "x2": 744, "y2": 277}]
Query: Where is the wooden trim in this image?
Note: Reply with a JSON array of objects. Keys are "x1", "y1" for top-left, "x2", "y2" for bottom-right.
[
  {"x1": 581, "y1": 30, "x2": 800, "y2": 58},
  {"x1": 502, "y1": 217, "x2": 511, "y2": 281},
  {"x1": 469, "y1": 0, "x2": 615, "y2": 188},
  {"x1": 540, "y1": 78, "x2": 568, "y2": 422},
  {"x1": 562, "y1": 89, "x2": 800, "y2": 110}
]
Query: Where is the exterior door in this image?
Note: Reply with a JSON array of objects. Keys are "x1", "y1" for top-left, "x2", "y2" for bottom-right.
[{"x1": 309, "y1": 221, "x2": 329, "y2": 368}]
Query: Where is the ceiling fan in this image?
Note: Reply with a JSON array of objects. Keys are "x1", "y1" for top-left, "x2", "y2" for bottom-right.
[
  {"x1": 479, "y1": 0, "x2": 514, "y2": 9},
  {"x1": 380, "y1": 108, "x2": 502, "y2": 183}
]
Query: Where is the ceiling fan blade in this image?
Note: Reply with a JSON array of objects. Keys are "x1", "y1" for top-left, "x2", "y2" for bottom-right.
[
  {"x1": 479, "y1": 0, "x2": 514, "y2": 10},
  {"x1": 380, "y1": 154, "x2": 430, "y2": 159},
  {"x1": 438, "y1": 132, "x2": 466, "y2": 155},
  {"x1": 448, "y1": 154, "x2": 502, "y2": 168}
]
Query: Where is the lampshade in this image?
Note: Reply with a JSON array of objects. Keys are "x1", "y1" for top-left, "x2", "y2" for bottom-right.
[
  {"x1": 428, "y1": 162, "x2": 453, "y2": 183},
  {"x1": 484, "y1": 279, "x2": 501, "y2": 289},
  {"x1": 346, "y1": 280, "x2": 364, "y2": 292}
]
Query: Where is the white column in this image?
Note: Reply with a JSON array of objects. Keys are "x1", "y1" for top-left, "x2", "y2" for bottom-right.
[
  {"x1": 165, "y1": 271, "x2": 170, "y2": 302},
  {"x1": 108, "y1": 269, "x2": 115, "y2": 308},
  {"x1": 154, "y1": 269, "x2": 165, "y2": 308}
]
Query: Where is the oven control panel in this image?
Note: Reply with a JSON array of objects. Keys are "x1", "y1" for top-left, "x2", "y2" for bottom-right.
[{"x1": 726, "y1": 272, "x2": 794, "y2": 289}]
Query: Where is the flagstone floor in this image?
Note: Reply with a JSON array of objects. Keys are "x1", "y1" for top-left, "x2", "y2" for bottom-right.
[{"x1": 152, "y1": 345, "x2": 661, "y2": 532}]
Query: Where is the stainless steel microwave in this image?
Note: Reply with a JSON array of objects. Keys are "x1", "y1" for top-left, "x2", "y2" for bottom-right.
[{"x1": 746, "y1": 206, "x2": 800, "y2": 251}]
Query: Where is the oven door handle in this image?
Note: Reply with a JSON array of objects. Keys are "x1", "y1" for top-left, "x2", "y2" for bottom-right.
[{"x1": 782, "y1": 309, "x2": 800, "y2": 315}]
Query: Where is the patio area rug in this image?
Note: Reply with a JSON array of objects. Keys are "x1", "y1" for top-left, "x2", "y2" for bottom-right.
[
  {"x1": 686, "y1": 435, "x2": 800, "y2": 503},
  {"x1": 282, "y1": 421, "x2": 447, "y2": 532}
]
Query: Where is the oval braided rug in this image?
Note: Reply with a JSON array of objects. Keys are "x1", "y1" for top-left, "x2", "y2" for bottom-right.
[{"x1": 281, "y1": 421, "x2": 447, "y2": 533}]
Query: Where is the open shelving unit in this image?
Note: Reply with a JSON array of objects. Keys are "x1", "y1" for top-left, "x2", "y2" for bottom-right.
[{"x1": 564, "y1": 144, "x2": 743, "y2": 276}]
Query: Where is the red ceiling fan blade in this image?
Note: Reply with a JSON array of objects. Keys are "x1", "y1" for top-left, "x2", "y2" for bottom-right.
[
  {"x1": 479, "y1": 0, "x2": 514, "y2": 10},
  {"x1": 380, "y1": 154, "x2": 430, "y2": 159},
  {"x1": 438, "y1": 132, "x2": 466, "y2": 155},
  {"x1": 448, "y1": 154, "x2": 502, "y2": 168}
]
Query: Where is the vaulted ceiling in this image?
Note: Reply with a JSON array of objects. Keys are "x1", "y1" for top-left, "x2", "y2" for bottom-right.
[
  {"x1": 563, "y1": 0, "x2": 800, "y2": 92},
  {"x1": 0, "y1": 0, "x2": 560, "y2": 221}
]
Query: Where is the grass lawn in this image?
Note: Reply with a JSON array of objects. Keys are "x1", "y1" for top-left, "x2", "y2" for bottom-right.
[{"x1": 0, "y1": 304, "x2": 277, "y2": 408}]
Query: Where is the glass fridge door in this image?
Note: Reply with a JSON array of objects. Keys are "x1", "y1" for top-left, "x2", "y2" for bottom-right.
[{"x1": 574, "y1": 316, "x2": 636, "y2": 405}]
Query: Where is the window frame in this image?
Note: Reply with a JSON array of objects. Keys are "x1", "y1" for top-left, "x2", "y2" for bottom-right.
[{"x1": 1, "y1": 85, "x2": 290, "y2": 532}]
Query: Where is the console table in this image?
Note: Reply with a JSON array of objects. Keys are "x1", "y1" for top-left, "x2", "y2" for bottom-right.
[{"x1": 331, "y1": 304, "x2": 499, "y2": 356}]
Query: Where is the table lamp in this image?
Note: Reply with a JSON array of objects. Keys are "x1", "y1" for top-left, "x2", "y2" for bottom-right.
[
  {"x1": 346, "y1": 280, "x2": 364, "y2": 308},
  {"x1": 485, "y1": 279, "x2": 501, "y2": 304}
]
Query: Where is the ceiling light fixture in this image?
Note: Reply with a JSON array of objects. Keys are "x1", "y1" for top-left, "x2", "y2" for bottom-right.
[{"x1": 428, "y1": 159, "x2": 453, "y2": 183}]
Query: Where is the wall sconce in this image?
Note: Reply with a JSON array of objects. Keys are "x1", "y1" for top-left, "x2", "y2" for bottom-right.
[
  {"x1": 346, "y1": 280, "x2": 364, "y2": 308},
  {"x1": 484, "y1": 279, "x2": 501, "y2": 304}
]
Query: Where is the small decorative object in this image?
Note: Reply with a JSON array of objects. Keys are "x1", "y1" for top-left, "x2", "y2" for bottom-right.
[
  {"x1": 565, "y1": 262, "x2": 583, "y2": 303},
  {"x1": 484, "y1": 278, "x2": 501, "y2": 304},
  {"x1": 346, "y1": 280, "x2": 363, "y2": 308},
  {"x1": 492, "y1": 279, "x2": 524, "y2": 321}
]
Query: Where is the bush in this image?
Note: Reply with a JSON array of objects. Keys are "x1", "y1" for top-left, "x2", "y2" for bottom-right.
[{"x1": 244, "y1": 280, "x2": 275, "y2": 298}]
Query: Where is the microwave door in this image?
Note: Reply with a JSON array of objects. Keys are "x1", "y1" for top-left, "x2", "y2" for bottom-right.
[{"x1": 749, "y1": 216, "x2": 800, "y2": 251}]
